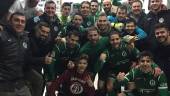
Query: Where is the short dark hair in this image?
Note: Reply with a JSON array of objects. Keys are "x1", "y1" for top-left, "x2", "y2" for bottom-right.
[
  {"x1": 109, "y1": 31, "x2": 121, "y2": 39},
  {"x1": 91, "y1": 0, "x2": 98, "y2": 3},
  {"x1": 67, "y1": 30, "x2": 80, "y2": 38},
  {"x1": 87, "y1": 26, "x2": 99, "y2": 34},
  {"x1": 62, "y1": 2, "x2": 71, "y2": 8},
  {"x1": 154, "y1": 23, "x2": 169, "y2": 32},
  {"x1": 9, "y1": 12, "x2": 25, "y2": 21},
  {"x1": 45, "y1": 1, "x2": 56, "y2": 7},
  {"x1": 137, "y1": 51, "x2": 153, "y2": 61},
  {"x1": 81, "y1": 1, "x2": 90, "y2": 8},
  {"x1": 125, "y1": 18, "x2": 137, "y2": 26},
  {"x1": 116, "y1": 5, "x2": 128, "y2": 14},
  {"x1": 76, "y1": 54, "x2": 89, "y2": 64}
]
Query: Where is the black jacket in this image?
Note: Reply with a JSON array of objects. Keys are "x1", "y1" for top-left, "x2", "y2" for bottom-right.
[
  {"x1": 28, "y1": 35, "x2": 55, "y2": 73},
  {"x1": 0, "y1": 26, "x2": 29, "y2": 81},
  {"x1": 26, "y1": 13, "x2": 62, "y2": 40}
]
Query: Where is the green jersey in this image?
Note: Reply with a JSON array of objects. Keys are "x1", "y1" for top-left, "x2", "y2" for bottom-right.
[
  {"x1": 58, "y1": 14, "x2": 71, "y2": 27},
  {"x1": 80, "y1": 37, "x2": 109, "y2": 73},
  {"x1": 82, "y1": 15, "x2": 95, "y2": 28},
  {"x1": 104, "y1": 41, "x2": 139, "y2": 74},
  {"x1": 45, "y1": 42, "x2": 80, "y2": 81},
  {"x1": 121, "y1": 65, "x2": 169, "y2": 96}
]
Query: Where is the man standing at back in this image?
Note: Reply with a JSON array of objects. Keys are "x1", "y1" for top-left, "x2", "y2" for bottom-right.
[{"x1": 0, "y1": 12, "x2": 31, "y2": 96}]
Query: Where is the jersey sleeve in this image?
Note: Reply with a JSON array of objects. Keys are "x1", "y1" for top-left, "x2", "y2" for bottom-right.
[
  {"x1": 123, "y1": 68, "x2": 139, "y2": 84},
  {"x1": 158, "y1": 72, "x2": 169, "y2": 96}
]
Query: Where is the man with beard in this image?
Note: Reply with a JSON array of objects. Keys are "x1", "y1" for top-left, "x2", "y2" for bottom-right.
[
  {"x1": 46, "y1": 31, "x2": 80, "y2": 81},
  {"x1": 153, "y1": 23, "x2": 170, "y2": 90},
  {"x1": 144, "y1": 0, "x2": 170, "y2": 52},
  {"x1": 95, "y1": 13, "x2": 112, "y2": 37},
  {"x1": 26, "y1": 1, "x2": 61, "y2": 41},
  {"x1": 128, "y1": 0, "x2": 147, "y2": 30},
  {"x1": 25, "y1": 22, "x2": 54, "y2": 96},
  {"x1": 103, "y1": 0, "x2": 116, "y2": 16},
  {"x1": 61, "y1": 13, "x2": 87, "y2": 45}
]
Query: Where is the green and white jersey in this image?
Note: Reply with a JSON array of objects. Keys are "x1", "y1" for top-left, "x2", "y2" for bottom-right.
[
  {"x1": 104, "y1": 41, "x2": 139, "y2": 74},
  {"x1": 80, "y1": 37, "x2": 109, "y2": 73},
  {"x1": 82, "y1": 15, "x2": 95, "y2": 28},
  {"x1": 58, "y1": 14, "x2": 71, "y2": 27},
  {"x1": 45, "y1": 42, "x2": 80, "y2": 81},
  {"x1": 122, "y1": 65, "x2": 169, "y2": 96}
]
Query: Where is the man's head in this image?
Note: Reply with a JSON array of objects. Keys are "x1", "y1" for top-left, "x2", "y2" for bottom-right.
[
  {"x1": 154, "y1": 23, "x2": 170, "y2": 45},
  {"x1": 72, "y1": 13, "x2": 83, "y2": 27},
  {"x1": 9, "y1": 12, "x2": 26, "y2": 33},
  {"x1": 138, "y1": 51, "x2": 153, "y2": 73},
  {"x1": 90, "y1": 0, "x2": 99, "y2": 15},
  {"x1": 109, "y1": 31, "x2": 121, "y2": 48},
  {"x1": 66, "y1": 31, "x2": 80, "y2": 48},
  {"x1": 116, "y1": 5, "x2": 127, "y2": 21},
  {"x1": 149, "y1": 0, "x2": 162, "y2": 11},
  {"x1": 35, "y1": 22, "x2": 50, "y2": 40},
  {"x1": 125, "y1": 18, "x2": 137, "y2": 34},
  {"x1": 97, "y1": 13, "x2": 108, "y2": 30},
  {"x1": 44, "y1": 1, "x2": 56, "y2": 17},
  {"x1": 80, "y1": 1, "x2": 91, "y2": 17},
  {"x1": 87, "y1": 26, "x2": 100, "y2": 44},
  {"x1": 61, "y1": 2, "x2": 71, "y2": 17},
  {"x1": 103, "y1": 0, "x2": 112, "y2": 14},
  {"x1": 131, "y1": 0, "x2": 143, "y2": 15}
]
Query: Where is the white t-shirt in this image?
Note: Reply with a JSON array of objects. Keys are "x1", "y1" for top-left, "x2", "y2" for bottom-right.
[{"x1": 9, "y1": 0, "x2": 37, "y2": 19}]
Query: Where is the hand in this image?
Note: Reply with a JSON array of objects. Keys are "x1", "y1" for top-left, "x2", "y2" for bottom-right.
[
  {"x1": 85, "y1": 75, "x2": 94, "y2": 87},
  {"x1": 154, "y1": 67, "x2": 162, "y2": 77},
  {"x1": 67, "y1": 60, "x2": 75, "y2": 69},
  {"x1": 99, "y1": 53, "x2": 107, "y2": 62},
  {"x1": 0, "y1": 25, "x2": 3, "y2": 31},
  {"x1": 117, "y1": 72, "x2": 125, "y2": 81},
  {"x1": 45, "y1": 53, "x2": 53, "y2": 64},
  {"x1": 117, "y1": 92, "x2": 126, "y2": 96},
  {"x1": 55, "y1": 36, "x2": 66, "y2": 44}
]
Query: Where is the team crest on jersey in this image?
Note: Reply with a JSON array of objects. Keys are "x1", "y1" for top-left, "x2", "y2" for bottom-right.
[
  {"x1": 159, "y1": 17, "x2": 164, "y2": 23},
  {"x1": 149, "y1": 79, "x2": 156, "y2": 86},
  {"x1": 87, "y1": 21, "x2": 91, "y2": 26},
  {"x1": 54, "y1": 26, "x2": 58, "y2": 31},
  {"x1": 23, "y1": 42, "x2": 27, "y2": 49},
  {"x1": 122, "y1": 51, "x2": 127, "y2": 57},
  {"x1": 70, "y1": 82, "x2": 83, "y2": 94},
  {"x1": 33, "y1": 16, "x2": 40, "y2": 23}
]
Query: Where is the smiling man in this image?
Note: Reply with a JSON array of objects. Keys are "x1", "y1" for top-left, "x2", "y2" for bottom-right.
[
  {"x1": 153, "y1": 23, "x2": 170, "y2": 90},
  {"x1": 0, "y1": 12, "x2": 31, "y2": 96}
]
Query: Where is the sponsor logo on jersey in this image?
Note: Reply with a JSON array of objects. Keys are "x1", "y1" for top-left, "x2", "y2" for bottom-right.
[
  {"x1": 70, "y1": 82, "x2": 83, "y2": 94},
  {"x1": 87, "y1": 21, "x2": 92, "y2": 26},
  {"x1": 159, "y1": 17, "x2": 164, "y2": 23},
  {"x1": 122, "y1": 51, "x2": 127, "y2": 57},
  {"x1": 23, "y1": 42, "x2": 27, "y2": 49},
  {"x1": 54, "y1": 26, "x2": 58, "y2": 31},
  {"x1": 149, "y1": 79, "x2": 156, "y2": 86}
]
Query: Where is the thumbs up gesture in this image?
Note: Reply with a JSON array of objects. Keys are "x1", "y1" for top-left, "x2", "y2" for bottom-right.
[{"x1": 45, "y1": 53, "x2": 53, "y2": 64}]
